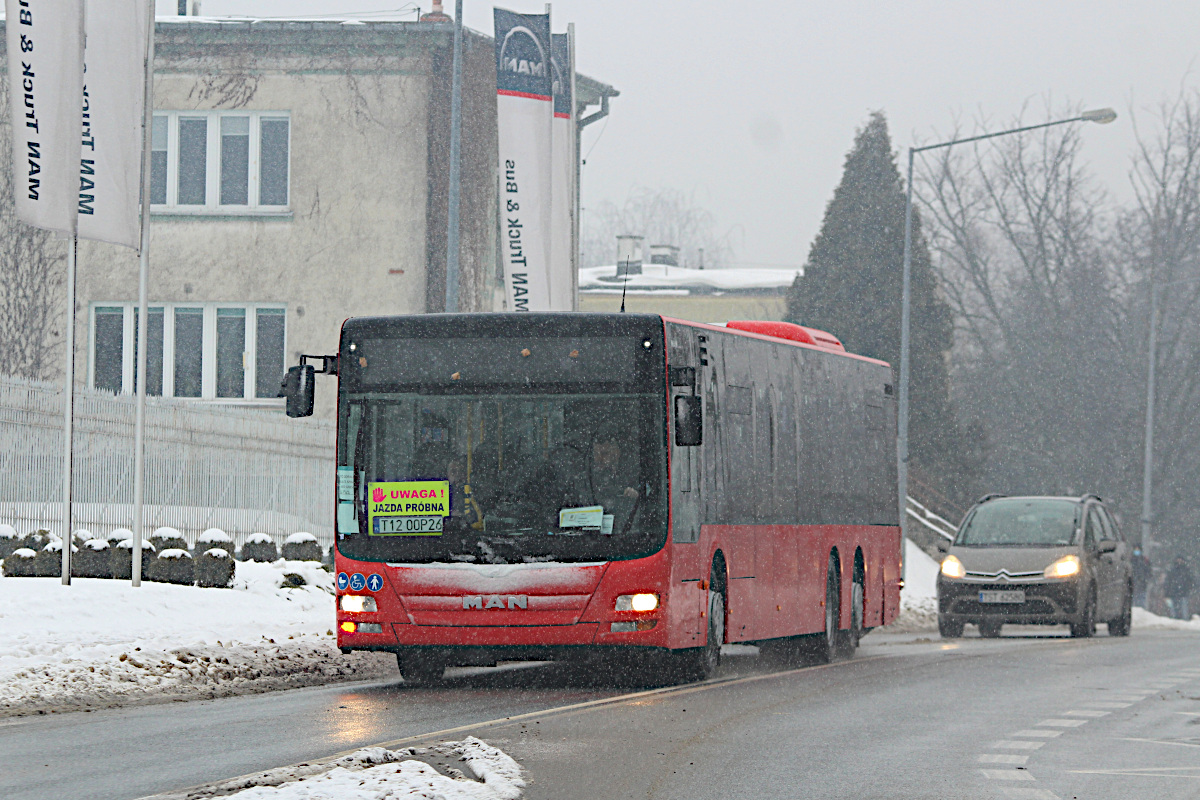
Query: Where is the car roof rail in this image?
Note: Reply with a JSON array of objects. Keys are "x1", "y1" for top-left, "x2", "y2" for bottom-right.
[{"x1": 975, "y1": 493, "x2": 1006, "y2": 505}]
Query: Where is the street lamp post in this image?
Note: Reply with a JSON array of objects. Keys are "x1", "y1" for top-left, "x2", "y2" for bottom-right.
[
  {"x1": 1141, "y1": 275, "x2": 1200, "y2": 558},
  {"x1": 897, "y1": 108, "x2": 1117, "y2": 543}
]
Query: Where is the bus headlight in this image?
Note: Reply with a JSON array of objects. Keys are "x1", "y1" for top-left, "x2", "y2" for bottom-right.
[
  {"x1": 940, "y1": 555, "x2": 966, "y2": 579},
  {"x1": 340, "y1": 595, "x2": 377, "y2": 613},
  {"x1": 615, "y1": 593, "x2": 659, "y2": 612},
  {"x1": 1044, "y1": 555, "x2": 1081, "y2": 579}
]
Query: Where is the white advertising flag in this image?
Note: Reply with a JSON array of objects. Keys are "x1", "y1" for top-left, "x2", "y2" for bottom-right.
[
  {"x1": 495, "y1": 8, "x2": 553, "y2": 312},
  {"x1": 549, "y1": 32, "x2": 575, "y2": 311},
  {"x1": 77, "y1": 0, "x2": 150, "y2": 249},
  {"x1": 6, "y1": 0, "x2": 85, "y2": 235}
]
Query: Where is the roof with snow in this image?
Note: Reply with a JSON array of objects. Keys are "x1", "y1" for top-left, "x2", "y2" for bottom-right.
[{"x1": 579, "y1": 264, "x2": 799, "y2": 295}]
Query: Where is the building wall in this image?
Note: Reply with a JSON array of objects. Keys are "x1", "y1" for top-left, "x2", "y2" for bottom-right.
[
  {"x1": 1, "y1": 21, "x2": 498, "y2": 418},
  {"x1": 578, "y1": 293, "x2": 787, "y2": 323}
]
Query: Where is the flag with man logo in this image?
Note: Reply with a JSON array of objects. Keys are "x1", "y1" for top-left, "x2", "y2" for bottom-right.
[
  {"x1": 495, "y1": 8, "x2": 554, "y2": 312},
  {"x1": 6, "y1": 0, "x2": 86, "y2": 235},
  {"x1": 549, "y1": 31, "x2": 575, "y2": 311}
]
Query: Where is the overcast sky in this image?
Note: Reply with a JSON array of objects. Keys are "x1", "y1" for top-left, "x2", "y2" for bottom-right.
[{"x1": 195, "y1": 1, "x2": 1200, "y2": 270}]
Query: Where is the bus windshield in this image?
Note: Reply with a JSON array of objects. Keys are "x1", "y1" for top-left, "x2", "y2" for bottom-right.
[{"x1": 336, "y1": 392, "x2": 667, "y2": 564}]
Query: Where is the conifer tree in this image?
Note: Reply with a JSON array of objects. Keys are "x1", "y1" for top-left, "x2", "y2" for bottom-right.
[{"x1": 786, "y1": 112, "x2": 978, "y2": 506}]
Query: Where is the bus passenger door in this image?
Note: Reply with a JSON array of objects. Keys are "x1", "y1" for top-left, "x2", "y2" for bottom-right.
[{"x1": 669, "y1": 327, "x2": 705, "y2": 644}]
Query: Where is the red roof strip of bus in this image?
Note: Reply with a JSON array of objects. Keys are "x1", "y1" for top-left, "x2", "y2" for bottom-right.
[
  {"x1": 660, "y1": 316, "x2": 890, "y2": 368},
  {"x1": 724, "y1": 320, "x2": 845, "y2": 352}
]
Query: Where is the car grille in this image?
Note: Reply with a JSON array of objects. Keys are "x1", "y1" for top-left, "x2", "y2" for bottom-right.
[{"x1": 963, "y1": 569, "x2": 1044, "y2": 582}]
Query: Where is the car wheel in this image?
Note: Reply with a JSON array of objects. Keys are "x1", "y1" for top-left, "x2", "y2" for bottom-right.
[
  {"x1": 1108, "y1": 586, "x2": 1132, "y2": 637},
  {"x1": 978, "y1": 620, "x2": 1002, "y2": 638},
  {"x1": 1070, "y1": 586, "x2": 1097, "y2": 638},
  {"x1": 938, "y1": 615, "x2": 963, "y2": 639},
  {"x1": 817, "y1": 553, "x2": 841, "y2": 663}
]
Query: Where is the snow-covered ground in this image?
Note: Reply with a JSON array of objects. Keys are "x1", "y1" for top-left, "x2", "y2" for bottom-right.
[
  {"x1": 893, "y1": 539, "x2": 940, "y2": 632},
  {"x1": 0, "y1": 560, "x2": 391, "y2": 716},
  {"x1": 176, "y1": 738, "x2": 524, "y2": 800}
]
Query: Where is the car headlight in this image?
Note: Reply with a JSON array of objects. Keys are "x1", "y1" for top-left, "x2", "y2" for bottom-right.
[
  {"x1": 615, "y1": 593, "x2": 659, "y2": 612},
  {"x1": 339, "y1": 595, "x2": 377, "y2": 613},
  {"x1": 940, "y1": 555, "x2": 966, "y2": 579},
  {"x1": 1044, "y1": 555, "x2": 1081, "y2": 579}
]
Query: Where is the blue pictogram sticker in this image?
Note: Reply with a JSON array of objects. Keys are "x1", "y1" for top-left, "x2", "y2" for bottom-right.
[
  {"x1": 366, "y1": 573, "x2": 383, "y2": 592},
  {"x1": 336, "y1": 572, "x2": 349, "y2": 591},
  {"x1": 349, "y1": 573, "x2": 366, "y2": 592}
]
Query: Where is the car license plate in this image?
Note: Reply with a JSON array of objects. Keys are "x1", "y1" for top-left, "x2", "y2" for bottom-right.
[
  {"x1": 373, "y1": 515, "x2": 443, "y2": 535},
  {"x1": 979, "y1": 590, "x2": 1025, "y2": 604}
]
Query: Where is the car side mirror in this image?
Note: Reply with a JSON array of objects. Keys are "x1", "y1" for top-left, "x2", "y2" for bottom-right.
[
  {"x1": 1098, "y1": 540, "x2": 1118, "y2": 554},
  {"x1": 674, "y1": 395, "x2": 702, "y2": 446},
  {"x1": 936, "y1": 540, "x2": 950, "y2": 554},
  {"x1": 281, "y1": 364, "x2": 315, "y2": 418}
]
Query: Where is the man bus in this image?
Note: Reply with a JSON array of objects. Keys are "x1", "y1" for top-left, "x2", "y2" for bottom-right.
[{"x1": 283, "y1": 313, "x2": 900, "y2": 684}]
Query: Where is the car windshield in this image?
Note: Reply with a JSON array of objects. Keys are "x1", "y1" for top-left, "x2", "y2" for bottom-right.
[
  {"x1": 955, "y1": 498, "x2": 1079, "y2": 547},
  {"x1": 336, "y1": 391, "x2": 667, "y2": 565}
]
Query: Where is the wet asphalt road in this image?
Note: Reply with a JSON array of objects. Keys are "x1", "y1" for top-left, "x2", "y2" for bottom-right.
[{"x1": 2, "y1": 628, "x2": 1198, "y2": 800}]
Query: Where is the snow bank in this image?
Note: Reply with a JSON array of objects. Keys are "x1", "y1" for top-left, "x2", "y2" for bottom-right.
[
  {"x1": 891, "y1": 539, "x2": 940, "y2": 632},
  {"x1": 1131, "y1": 607, "x2": 1200, "y2": 631},
  {"x1": 199, "y1": 738, "x2": 524, "y2": 800},
  {"x1": 0, "y1": 560, "x2": 391, "y2": 716}
]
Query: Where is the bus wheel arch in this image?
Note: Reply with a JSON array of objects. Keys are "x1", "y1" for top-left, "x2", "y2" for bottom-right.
[{"x1": 710, "y1": 549, "x2": 728, "y2": 644}]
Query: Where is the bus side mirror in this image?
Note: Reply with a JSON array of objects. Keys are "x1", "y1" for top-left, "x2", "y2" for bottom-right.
[
  {"x1": 281, "y1": 365, "x2": 315, "y2": 418},
  {"x1": 674, "y1": 395, "x2": 702, "y2": 446}
]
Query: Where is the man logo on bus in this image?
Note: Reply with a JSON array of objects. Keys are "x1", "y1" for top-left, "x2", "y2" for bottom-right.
[{"x1": 462, "y1": 595, "x2": 528, "y2": 610}]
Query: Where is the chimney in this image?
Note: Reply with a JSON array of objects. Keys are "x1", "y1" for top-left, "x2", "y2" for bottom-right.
[
  {"x1": 648, "y1": 244, "x2": 680, "y2": 267},
  {"x1": 616, "y1": 235, "x2": 644, "y2": 277},
  {"x1": 420, "y1": 1, "x2": 453, "y2": 22}
]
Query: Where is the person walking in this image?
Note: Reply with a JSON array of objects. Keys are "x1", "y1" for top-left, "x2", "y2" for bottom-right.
[
  {"x1": 1131, "y1": 547, "x2": 1152, "y2": 609},
  {"x1": 1163, "y1": 556, "x2": 1195, "y2": 621}
]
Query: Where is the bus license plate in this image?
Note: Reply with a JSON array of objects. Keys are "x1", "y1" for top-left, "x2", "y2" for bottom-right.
[
  {"x1": 979, "y1": 590, "x2": 1025, "y2": 604},
  {"x1": 373, "y1": 516, "x2": 443, "y2": 535}
]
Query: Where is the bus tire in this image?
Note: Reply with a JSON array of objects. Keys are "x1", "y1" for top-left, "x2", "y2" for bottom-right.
[
  {"x1": 671, "y1": 587, "x2": 723, "y2": 683},
  {"x1": 815, "y1": 553, "x2": 841, "y2": 664},
  {"x1": 397, "y1": 653, "x2": 444, "y2": 686},
  {"x1": 836, "y1": 575, "x2": 863, "y2": 659}
]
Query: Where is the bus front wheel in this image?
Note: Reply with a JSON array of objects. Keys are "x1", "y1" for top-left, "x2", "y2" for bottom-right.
[
  {"x1": 397, "y1": 653, "x2": 444, "y2": 686},
  {"x1": 670, "y1": 587, "x2": 723, "y2": 683}
]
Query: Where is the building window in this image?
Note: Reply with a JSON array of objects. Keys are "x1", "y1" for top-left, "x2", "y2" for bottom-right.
[
  {"x1": 150, "y1": 111, "x2": 290, "y2": 213},
  {"x1": 89, "y1": 303, "x2": 287, "y2": 402}
]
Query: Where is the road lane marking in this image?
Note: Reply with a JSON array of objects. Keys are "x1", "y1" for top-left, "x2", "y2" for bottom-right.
[
  {"x1": 1120, "y1": 737, "x2": 1200, "y2": 749},
  {"x1": 980, "y1": 769, "x2": 1035, "y2": 781},
  {"x1": 1012, "y1": 729, "x2": 1062, "y2": 738},
  {"x1": 1068, "y1": 767, "x2": 1200, "y2": 780},
  {"x1": 978, "y1": 754, "x2": 1029, "y2": 765},
  {"x1": 1063, "y1": 709, "x2": 1110, "y2": 717},
  {"x1": 992, "y1": 740, "x2": 1045, "y2": 750},
  {"x1": 1175, "y1": 711, "x2": 1200, "y2": 717},
  {"x1": 1036, "y1": 718, "x2": 1087, "y2": 727},
  {"x1": 1083, "y1": 701, "x2": 1132, "y2": 708},
  {"x1": 999, "y1": 789, "x2": 1060, "y2": 799}
]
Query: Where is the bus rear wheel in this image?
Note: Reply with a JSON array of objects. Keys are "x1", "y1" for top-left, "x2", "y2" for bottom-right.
[
  {"x1": 397, "y1": 653, "x2": 444, "y2": 686},
  {"x1": 810, "y1": 553, "x2": 841, "y2": 664}
]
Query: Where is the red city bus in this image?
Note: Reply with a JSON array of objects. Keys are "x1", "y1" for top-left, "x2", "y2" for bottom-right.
[{"x1": 283, "y1": 313, "x2": 900, "y2": 684}]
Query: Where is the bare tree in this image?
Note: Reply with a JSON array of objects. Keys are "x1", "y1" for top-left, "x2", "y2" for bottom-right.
[
  {"x1": 0, "y1": 78, "x2": 67, "y2": 380},
  {"x1": 581, "y1": 186, "x2": 734, "y2": 268},
  {"x1": 917, "y1": 106, "x2": 1142, "y2": 516},
  {"x1": 1119, "y1": 91, "x2": 1200, "y2": 550}
]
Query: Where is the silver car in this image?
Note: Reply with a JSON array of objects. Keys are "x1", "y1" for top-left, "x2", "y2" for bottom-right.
[{"x1": 936, "y1": 495, "x2": 1133, "y2": 638}]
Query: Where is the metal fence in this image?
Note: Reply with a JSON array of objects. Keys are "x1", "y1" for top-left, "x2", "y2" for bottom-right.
[{"x1": 0, "y1": 376, "x2": 336, "y2": 550}]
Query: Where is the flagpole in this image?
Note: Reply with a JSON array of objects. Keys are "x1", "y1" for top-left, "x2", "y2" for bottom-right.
[
  {"x1": 567, "y1": 22, "x2": 577, "y2": 311},
  {"x1": 60, "y1": 235, "x2": 77, "y2": 585},
  {"x1": 131, "y1": 4, "x2": 155, "y2": 587}
]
